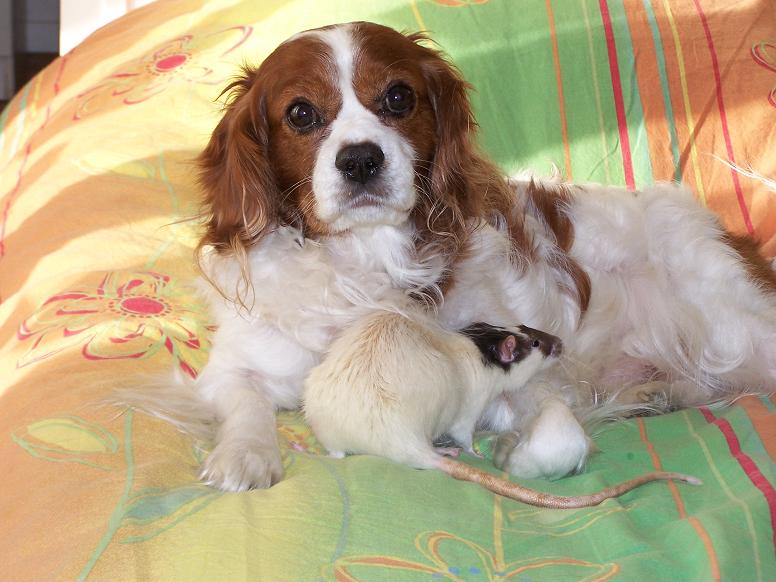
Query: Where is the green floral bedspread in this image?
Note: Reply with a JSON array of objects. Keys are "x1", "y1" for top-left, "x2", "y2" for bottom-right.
[{"x1": 1, "y1": 0, "x2": 774, "y2": 580}]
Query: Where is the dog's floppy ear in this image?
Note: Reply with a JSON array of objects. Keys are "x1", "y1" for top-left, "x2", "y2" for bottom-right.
[
  {"x1": 420, "y1": 51, "x2": 479, "y2": 213},
  {"x1": 197, "y1": 69, "x2": 280, "y2": 256},
  {"x1": 411, "y1": 36, "x2": 515, "y2": 250}
]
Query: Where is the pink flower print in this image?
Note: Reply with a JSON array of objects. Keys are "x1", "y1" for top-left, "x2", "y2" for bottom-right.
[
  {"x1": 17, "y1": 271, "x2": 212, "y2": 378},
  {"x1": 752, "y1": 41, "x2": 776, "y2": 108},
  {"x1": 73, "y1": 26, "x2": 252, "y2": 119}
]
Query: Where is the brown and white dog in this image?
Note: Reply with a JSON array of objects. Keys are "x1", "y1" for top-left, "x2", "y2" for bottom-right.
[{"x1": 192, "y1": 21, "x2": 776, "y2": 491}]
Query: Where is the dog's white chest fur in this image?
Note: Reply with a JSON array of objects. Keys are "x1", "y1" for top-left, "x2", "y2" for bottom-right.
[{"x1": 197, "y1": 223, "x2": 445, "y2": 410}]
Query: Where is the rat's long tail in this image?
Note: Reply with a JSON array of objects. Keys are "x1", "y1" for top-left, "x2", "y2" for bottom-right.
[{"x1": 438, "y1": 458, "x2": 701, "y2": 508}]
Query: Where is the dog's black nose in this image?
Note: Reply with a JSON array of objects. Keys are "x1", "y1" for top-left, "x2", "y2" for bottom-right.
[{"x1": 335, "y1": 142, "x2": 385, "y2": 184}]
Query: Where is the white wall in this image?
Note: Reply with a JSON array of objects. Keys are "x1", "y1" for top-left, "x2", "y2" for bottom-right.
[{"x1": 60, "y1": 0, "x2": 156, "y2": 55}]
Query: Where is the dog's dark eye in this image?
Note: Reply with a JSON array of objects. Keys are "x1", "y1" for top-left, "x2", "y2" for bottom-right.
[
  {"x1": 383, "y1": 84, "x2": 414, "y2": 115},
  {"x1": 287, "y1": 101, "x2": 321, "y2": 131}
]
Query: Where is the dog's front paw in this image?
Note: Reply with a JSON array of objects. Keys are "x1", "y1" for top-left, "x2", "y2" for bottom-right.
[
  {"x1": 493, "y1": 400, "x2": 591, "y2": 480},
  {"x1": 614, "y1": 381, "x2": 673, "y2": 411},
  {"x1": 493, "y1": 430, "x2": 590, "y2": 480},
  {"x1": 200, "y1": 439, "x2": 284, "y2": 492}
]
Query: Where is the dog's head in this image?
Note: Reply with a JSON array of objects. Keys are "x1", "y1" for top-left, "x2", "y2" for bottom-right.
[{"x1": 198, "y1": 21, "x2": 510, "y2": 259}]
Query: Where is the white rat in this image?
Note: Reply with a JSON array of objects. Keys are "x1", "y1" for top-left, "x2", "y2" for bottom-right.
[{"x1": 304, "y1": 311, "x2": 701, "y2": 508}]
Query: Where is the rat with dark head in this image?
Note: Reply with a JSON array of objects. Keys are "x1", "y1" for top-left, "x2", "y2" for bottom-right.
[
  {"x1": 303, "y1": 310, "x2": 700, "y2": 508},
  {"x1": 459, "y1": 322, "x2": 563, "y2": 371}
]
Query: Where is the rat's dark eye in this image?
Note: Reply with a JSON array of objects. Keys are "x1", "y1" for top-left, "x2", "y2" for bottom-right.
[
  {"x1": 532, "y1": 340, "x2": 541, "y2": 348},
  {"x1": 383, "y1": 84, "x2": 414, "y2": 115},
  {"x1": 287, "y1": 101, "x2": 321, "y2": 131}
]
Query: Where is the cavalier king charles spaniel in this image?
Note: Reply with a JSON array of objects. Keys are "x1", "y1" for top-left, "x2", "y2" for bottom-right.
[{"x1": 188, "y1": 22, "x2": 776, "y2": 491}]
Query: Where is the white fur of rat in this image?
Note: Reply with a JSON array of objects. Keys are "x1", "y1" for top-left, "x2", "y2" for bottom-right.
[{"x1": 304, "y1": 311, "x2": 701, "y2": 508}]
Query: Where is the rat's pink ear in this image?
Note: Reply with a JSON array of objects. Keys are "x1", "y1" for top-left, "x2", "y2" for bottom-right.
[{"x1": 497, "y1": 335, "x2": 517, "y2": 364}]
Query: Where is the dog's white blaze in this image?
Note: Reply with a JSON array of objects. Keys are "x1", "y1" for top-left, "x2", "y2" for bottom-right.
[
  {"x1": 325, "y1": 25, "x2": 357, "y2": 102},
  {"x1": 311, "y1": 25, "x2": 416, "y2": 232}
]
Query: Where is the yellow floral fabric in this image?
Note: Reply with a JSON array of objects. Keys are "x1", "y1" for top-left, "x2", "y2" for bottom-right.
[{"x1": 1, "y1": 1, "x2": 775, "y2": 580}]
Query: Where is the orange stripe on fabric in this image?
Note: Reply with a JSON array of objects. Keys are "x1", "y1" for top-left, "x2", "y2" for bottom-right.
[
  {"x1": 637, "y1": 418, "x2": 686, "y2": 516},
  {"x1": 621, "y1": 0, "x2": 674, "y2": 182},
  {"x1": 545, "y1": 0, "x2": 573, "y2": 180},
  {"x1": 691, "y1": 0, "x2": 754, "y2": 235},
  {"x1": 637, "y1": 418, "x2": 721, "y2": 581},
  {"x1": 658, "y1": 0, "x2": 707, "y2": 205},
  {"x1": 493, "y1": 488, "x2": 505, "y2": 571},
  {"x1": 599, "y1": 0, "x2": 635, "y2": 190},
  {"x1": 737, "y1": 396, "x2": 776, "y2": 461},
  {"x1": 681, "y1": 411, "x2": 763, "y2": 580},
  {"x1": 687, "y1": 517, "x2": 721, "y2": 582},
  {"x1": 700, "y1": 406, "x2": 776, "y2": 554},
  {"x1": 579, "y1": 0, "x2": 613, "y2": 183}
]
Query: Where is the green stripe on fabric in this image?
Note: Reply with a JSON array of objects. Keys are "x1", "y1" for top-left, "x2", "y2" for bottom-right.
[
  {"x1": 642, "y1": 0, "x2": 682, "y2": 181},
  {"x1": 721, "y1": 406, "x2": 771, "y2": 461},
  {"x1": 764, "y1": 397, "x2": 776, "y2": 414},
  {"x1": 557, "y1": 0, "x2": 624, "y2": 184},
  {"x1": 638, "y1": 411, "x2": 749, "y2": 582},
  {"x1": 680, "y1": 410, "x2": 765, "y2": 582},
  {"x1": 591, "y1": 416, "x2": 715, "y2": 579},
  {"x1": 578, "y1": 0, "x2": 619, "y2": 184},
  {"x1": 607, "y1": 0, "x2": 654, "y2": 188},
  {"x1": 417, "y1": 2, "x2": 566, "y2": 173}
]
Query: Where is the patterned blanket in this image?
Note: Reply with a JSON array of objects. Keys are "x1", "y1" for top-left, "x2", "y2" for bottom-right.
[{"x1": 1, "y1": 1, "x2": 774, "y2": 580}]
